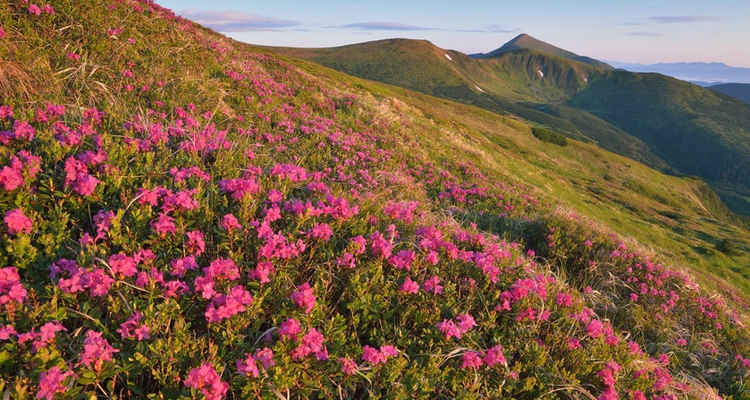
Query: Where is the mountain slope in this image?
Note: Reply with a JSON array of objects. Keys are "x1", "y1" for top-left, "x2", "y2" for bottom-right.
[
  {"x1": 570, "y1": 71, "x2": 750, "y2": 215},
  {"x1": 2, "y1": 1, "x2": 750, "y2": 399},
  {"x1": 273, "y1": 37, "x2": 750, "y2": 217},
  {"x1": 270, "y1": 41, "x2": 670, "y2": 171},
  {"x1": 709, "y1": 83, "x2": 750, "y2": 104},
  {"x1": 472, "y1": 33, "x2": 613, "y2": 70}
]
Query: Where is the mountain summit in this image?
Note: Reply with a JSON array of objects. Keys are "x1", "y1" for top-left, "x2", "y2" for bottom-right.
[{"x1": 473, "y1": 33, "x2": 612, "y2": 69}]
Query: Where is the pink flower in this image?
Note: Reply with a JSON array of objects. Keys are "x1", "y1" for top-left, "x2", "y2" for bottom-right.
[
  {"x1": 254, "y1": 347, "x2": 275, "y2": 368},
  {"x1": 308, "y1": 223, "x2": 333, "y2": 242},
  {"x1": 108, "y1": 253, "x2": 137, "y2": 277},
  {"x1": 39, "y1": 321, "x2": 66, "y2": 342},
  {"x1": 291, "y1": 328, "x2": 327, "y2": 360},
  {"x1": 41, "y1": 4, "x2": 54, "y2": 14},
  {"x1": 250, "y1": 261, "x2": 275, "y2": 284},
  {"x1": 236, "y1": 354, "x2": 259, "y2": 377},
  {"x1": 290, "y1": 282, "x2": 316, "y2": 314},
  {"x1": 36, "y1": 366, "x2": 75, "y2": 400},
  {"x1": 436, "y1": 319, "x2": 462, "y2": 340},
  {"x1": 567, "y1": 338, "x2": 582, "y2": 350},
  {"x1": 0, "y1": 267, "x2": 27, "y2": 306},
  {"x1": 380, "y1": 345, "x2": 398, "y2": 358},
  {"x1": 0, "y1": 324, "x2": 17, "y2": 340},
  {"x1": 80, "y1": 330, "x2": 119, "y2": 371},
  {"x1": 423, "y1": 275, "x2": 443, "y2": 294},
  {"x1": 220, "y1": 213, "x2": 241, "y2": 231},
  {"x1": 483, "y1": 344, "x2": 507, "y2": 367},
  {"x1": 4, "y1": 209, "x2": 33, "y2": 235},
  {"x1": 184, "y1": 363, "x2": 228, "y2": 400},
  {"x1": 460, "y1": 351, "x2": 484, "y2": 370},
  {"x1": 117, "y1": 312, "x2": 150, "y2": 340},
  {"x1": 279, "y1": 318, "x2": 301, "y2": 340},
  {"x1": 398, "y1": 276, "x2": 419, "y2": 294},
  {"x1": 186, "y1": 230, "x2": 205, "y2": 256},
  {"x1": 170, "y1": 255, "x2": 199, "y2": 277},
  {"x1": 340, "y1": 357, "x2": 358, "y2": 376},
  {"x1": 556, "y1": 292, "x2": 573, "y2": 307},
  {"x1": 28, "y1": 4, "x2": 42, "y2": 15},
  {"x1": 151, "y1": 213, "x2": 176, "y2": 236},
  {"x1": 361, "y1": 345, "x2": 386, "y2": 365},
  {"x1": 586, "y1": 319, "x2": 604, "y2": 339},
  {"x1": 204, "y1": 285, "x2": 253, "y2": 323},
  {"x1": 456, "y1": 313, "x2": 476, "y2": 333}
]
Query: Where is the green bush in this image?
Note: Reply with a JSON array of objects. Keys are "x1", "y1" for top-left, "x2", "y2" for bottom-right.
[{"x1": 531, "y1": 127, "x2": 568, "y2": 146}]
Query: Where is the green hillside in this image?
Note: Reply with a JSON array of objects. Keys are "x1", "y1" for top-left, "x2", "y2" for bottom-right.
[
  {"x1": 2, "y1": 1, "x2": 750, "y2": 399},
  {"x1": 709, "y1": 83, "x2": 750, "y2": 104},
  {"x1": 271, "y1": 36, "x2": 750, "y2": 217}
]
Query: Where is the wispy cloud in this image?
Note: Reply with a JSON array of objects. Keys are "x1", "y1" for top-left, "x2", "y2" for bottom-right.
[
  {"x1": 181, "y1": 9, "x2": 300, "y2": 32},
  {"x1": 478, "y1": 25, "x2": 520, "y2": 33},
  {"x1": 648, "y1": 15, "x2": 722, "y2": 23},
  {"x1": 337, "y1": 22, "x2": 519, "y2": 34},
  {"x1": 340, "y1": 22, "x2": 434, "y2": 31},
  {"x1": 625, "y1": 31, "x2": 664, "y2": 37}
]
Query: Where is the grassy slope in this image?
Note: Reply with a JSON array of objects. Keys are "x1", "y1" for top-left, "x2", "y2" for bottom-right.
[{"x1": 2, "y1": 1, "x2": 750, "y2": 399}]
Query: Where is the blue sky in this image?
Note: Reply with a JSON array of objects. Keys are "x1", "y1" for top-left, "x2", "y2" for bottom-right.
[{"x1": 158, "y1": 0, "x2": 750, "y2": 67}]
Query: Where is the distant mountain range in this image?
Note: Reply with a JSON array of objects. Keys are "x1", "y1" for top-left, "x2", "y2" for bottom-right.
[
  {"x1": 609, "y1": 61, "x2": 750, "y2": 85},
  {"x1": 269, "y1": 34, "x2": 750, "y2": 216}
]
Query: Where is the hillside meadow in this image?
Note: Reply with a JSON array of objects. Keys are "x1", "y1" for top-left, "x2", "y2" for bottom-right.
[{"x1": 1, "y1": 1, "x2": 750, "y2": 399}]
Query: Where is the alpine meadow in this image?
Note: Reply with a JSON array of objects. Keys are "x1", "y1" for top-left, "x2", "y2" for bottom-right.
[{"x1": 1, "y1": 1, "x2": 750, "y2": 400}]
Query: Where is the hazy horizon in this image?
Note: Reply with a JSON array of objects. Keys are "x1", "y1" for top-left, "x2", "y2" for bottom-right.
[{"x1": 157, "y1": 0, "x2": 750, "y2": 68}]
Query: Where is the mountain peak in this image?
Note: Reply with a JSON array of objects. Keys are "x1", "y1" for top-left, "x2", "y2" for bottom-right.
[{"x1": 474, "y1": 33, "x2": 612, "y2": 70}]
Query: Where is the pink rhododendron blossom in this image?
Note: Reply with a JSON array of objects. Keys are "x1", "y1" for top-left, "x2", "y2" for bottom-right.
[
  {"x1": 361, "y1": 345, "x2": 385, "y2": 365},
  {"x1": 4, "y1": 209, "x2": 33, "y2": 235},
  {"x1": 483, "y1": 344, "x2": 507, "y2": 367},
  {"x1": 236, "y1": 354, "x2": 259, "y2": 377},
  {"x1": 290, "y1": 282, "x2": 316, "y2": 314},
  {"x1": 170, "y1": 255, "x2": 199, "y2": 277},
  {"x1": 308, "y1": 222, "x2": 333, "y2": 242},
  {"x1": 0, "y1": 324, "x2": 17, "y2": 340},
  {"x1": 279, "y1": 318, "x2": 301, "y2": 340},
  {"x1": 250, "y1": 261, "x2": 275, "y2": 284},
  {"x1": 0, "y1": 267, "x2": 27, "y2": 306},
  {"x1": 340, "y1": 357, "x2": 358, "y2": 376},
  {"x1": 151, "y1": 213, "x2": 176, "y2": 236},
  {"x1": 291, "y1": 328, "x2": 327, "y2": 360},
  {"x1": 205, "y1": 285, "x2": 253, "y2": 323},
  {"x1": 254, "y1": 347, "x2": 275, "y2": 369},
  {"x1": 423, "y1": 275, "x2": 443, "y2": 294},
  {"x1": 399, "y1": 276, "x2": 419, "y2": 294},
  {"x1": 220, "y1": 213, "x2": 241, "y2": 231},
  {"x1": 117, "y1": 312, "x2": 150, "y2": 340},
  {"x1": 436, "y1": 319, "x2": 462, "y2": 340},
  {"x1": 586, "y1": 319, "x2": 605, "y2": 339},
  {"x1": 36, "y1": 366, "x2": 75, "y2": 400},
  {"x1": 80, "y1": 330, "x2": 119, "y2": 371},
  {"x1": 184, "y1": 363, "x2": 228, "y2": 400},
  {"x1": 28, "y1": 4, "x2": 42, "y2": 16},
  {"x1": 456, "y1": 313, "x2": 476, "y2": 333},
  {"x1": 185, "y1": 230, "x2": 205, "y2": 256},
  {"x1": 108, "y1": 253, "x2": 137, "y2": 278},
  {"x1": 461, "y1": 351, "x2": 484, "y2": 370}
]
